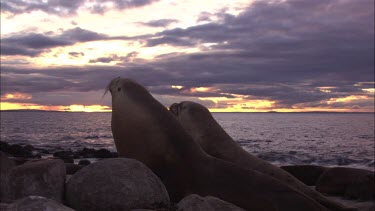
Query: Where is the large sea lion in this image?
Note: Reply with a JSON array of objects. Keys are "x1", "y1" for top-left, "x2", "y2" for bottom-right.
[
  {"x1": 108, "y1": 78, "x2": 327, "y2": 211},
  {"x1": 169, "y1": 101, "x2": 356, "y2": 211}
]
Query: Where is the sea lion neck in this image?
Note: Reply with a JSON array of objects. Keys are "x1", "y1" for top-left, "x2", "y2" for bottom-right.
[{"x1": 110, "y1": 78, "x2": 209, "y2": 166}]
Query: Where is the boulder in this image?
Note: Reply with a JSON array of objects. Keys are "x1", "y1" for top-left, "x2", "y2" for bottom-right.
[
  {"x1": 281, "y1": 165, "x2": 327, "y2": 186},
  {"x1": 7, "y1": 159, "x2": 66, "y2": 202},
  {"x1": 3, "y1": 144, "x2": 34, "y2": 158},
  {"x1": 66, "y1": 158, "x2": 170, "y2": 211},
  {"x1": 53, "y1": 150, "x2": 75, "y2": 160},
  {"x1": 326, "y1": 196, "x2": 374, "y2": 211},
  {"x1": 77, "y1": 148, "x2": 96, "y2": 158},
  {"x1": 78, "y1": 159, "x2": 91, "y2": 165},
  {"x1": 316, "y1": 167, "x2": 374, "y2": 200},
  {"x1": 65, "y1": 163, "x2": 83, "y2": 175},
  {"x1": 93, "y1": 148, "x2": 114, "y2": 158},
  {"x1": 177, "y1": 194, "x2": 245, "y2": 211},
  {"x1": 10, "y1": 157, "x2": 29, "y2": 166},
  {"x1": 0, "y1": 152, "x2": 15, "y2": 202},
  {"x1": 5, "y1": 196, "x2": 75, "y2": 211},
  {"x1": 0, "y1": 203, "x2": 9, "y2": 210},
  {"x1": 0, "y1": 152, "x2": 15, "y2": 174}
]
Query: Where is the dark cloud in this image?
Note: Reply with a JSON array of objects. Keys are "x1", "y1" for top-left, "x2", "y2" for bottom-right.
[
  {"x1": 69, "y1": 52, "x2": 85, "y2": 57},
  {"x1": 0, "y1": 27, "x2": 130, "y2": 56},
  {"x1": 1, "y1": 0, "x2": 159, "y2": 16},
  {"x1": 1, "y1": 0, "x2": 374, "y2": 111},
  {"x1": 2, "y1": 33, "x2": 72, "y2": 49},
  {"x1": 89, "y1": 52, "x2": 138, "y2": 63},
  {"x1": 197, "y1": 12, "x2": 212, "y2": 22},
  {"x1": 59, "y1": 27, "x2": 108, "y2": 42},
  {"x1": 146, "y1": 36, "x2": 196, "y2": 47},
  {"x1": 139, "y1": 19, "x2": 178, "y2": 27},
  {"x1": 0, "y1": 44, "x2": 43, "y2": 57}
]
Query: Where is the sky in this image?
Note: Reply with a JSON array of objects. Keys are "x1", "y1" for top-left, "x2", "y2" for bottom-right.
[{"x1": 0, "y1": 0, "x2": 374, "y2": 112}]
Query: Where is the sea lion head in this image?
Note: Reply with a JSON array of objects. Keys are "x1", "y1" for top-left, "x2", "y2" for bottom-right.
[
  {"x1": 107, "y1": 78, "x2": 207, "y2": 169},
  {"x1": 169, "y1": 101, "x2": 215, "y2": 142},
  {"x1": 107, "y1": 77, "x2": 170, "y2": 160},
  {"x1": 106, "y1": 77, "x2": 152, "y2": 113}
]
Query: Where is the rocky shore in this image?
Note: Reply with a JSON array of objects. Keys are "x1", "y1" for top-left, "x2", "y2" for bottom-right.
[{"x1": 1, "y1": 141, "x2": 374, "y2": 211}]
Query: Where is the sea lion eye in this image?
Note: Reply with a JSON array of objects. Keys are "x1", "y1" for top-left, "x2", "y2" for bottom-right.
[{"x1": 117, "y1": 87, "x2": 121, "y2": 91}]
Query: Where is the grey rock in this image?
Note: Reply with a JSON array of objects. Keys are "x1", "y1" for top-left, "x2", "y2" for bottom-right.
[
  {"x1": 177, "y1": 194, "x2": 245, "y2": 211},
  {"x1": 0, "y1": 203, "x2": 9, "y2": 210},
  {"x1": 326, "y1": 196, "x2": 374, "y2": 211},
  {"x1": 316, "y1": 167, "x2": 374, "y2": 201},
  {"x1": 0, "y1": 152, "x2": 15, "y2": 202},
  {"x1": 78, "y1": 159, "x2": 90, "y2": 165},
  {"x1": 7, "y1": 159, "x2": 66, "y2": 202},
  {"x1": 131, "y1": 210, "x2": 156, "y2": 211},
  {"x1": 66, "y1": 158, "x2": 170, "y2": 211},
  {"x1": 0, "y1": 152, "x2": 15, "y2": 174},
  {"x1": 65, "y1": 163, "x2": 83, "y2": 175},
  {"x1": 281, "y1": 165, "x2": 327, "y2": 186},
  {"x1": 6, "y1": 196, "x2": 75, "y2": 211}
]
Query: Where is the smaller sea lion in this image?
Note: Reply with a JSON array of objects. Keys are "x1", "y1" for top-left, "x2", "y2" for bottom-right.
[{"x1": 170, "y1": 101, "x2": 356, "y2": 211}]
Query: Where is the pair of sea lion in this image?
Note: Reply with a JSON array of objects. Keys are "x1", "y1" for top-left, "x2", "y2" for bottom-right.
[{"x1": 108, "y1": 78, "x2": 354, "y2": 211}]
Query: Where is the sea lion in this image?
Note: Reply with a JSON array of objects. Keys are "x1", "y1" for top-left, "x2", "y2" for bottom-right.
[
  {"x1": 108, "y1": 78, "x2": 327, "y2": 211},
  {"x1": 169, "y1": 101, "x2": 356, "y2": 211}
]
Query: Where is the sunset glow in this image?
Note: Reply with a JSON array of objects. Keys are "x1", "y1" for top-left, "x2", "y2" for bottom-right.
[
  {"x1": 1, "y1": 0, "x2": 374, "y2": 112},
  {"x1": 0, "y1": 102, "x2": 111, "y2": 112}
]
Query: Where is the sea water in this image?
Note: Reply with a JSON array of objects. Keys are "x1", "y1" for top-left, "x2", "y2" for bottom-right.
[{"x1": 1, "y1": 111, "x2": 374, "y2": 170}]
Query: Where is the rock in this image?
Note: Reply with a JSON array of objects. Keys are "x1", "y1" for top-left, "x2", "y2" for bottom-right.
[
  {"x1": 10, "y1": 157, "x2": 30, "y2": 166},
  {"x1": 130, "y1": 209, "x2": 156, "y2": 211},
  {"x1": 177, "y1": 194, "x2": 245, "y2": 211},
  {"x1": 316, "y1": 167, "x2": 374, "y2": 200},
  {"x1": 35, "y1": 148, "x2": 50, "y2": 154},
  {"x1": 23, "y1": 145, "x2": 35, "y2": 151},
  {"x1": 66, "y1": 158, "x2": 169, "y2": 211},
  {"x1": 93, "y1": 148, "x2": 113, "y2": 158},
  {"x1": 0, "y1": 152, "x2": 15, "y2": 202},
  {"x1": 0, "y1": 203, "x2": 9, "y2": 210},
  {"x1": 63, "y1": 158, "x2": 74, "y2": 164},
  {"x1": 7, "y1": 159, "x2": 66, "y2": 202},
  {"x1": 0, "y1": 141, "x2": 10, "y2": 152},
  {"x1": 75, "y1": 148, "x2": 116, "y2": 159},
  {"x1": 0, "y1": 152, "x2": 15, "y2": 174},
  {"x1": 6, "y1": 196, "x2": 75, "y2": 211},
  {"x1": 78, "y1": 148, "x2": 96, "y2": 158},
  {"x1": 281, "y1": 165, "x2": 328, "y2": 186},
  {"x1": 65, "y1": 163, "x2": 83, "y2": 175},
  {"x1": 5, "y1": 144, "x2": 34, "y2": 158},
  {"x1": 53, "y1": 150, "x2": 75, "y2": 160},
  {"x1": 78, "y1": 159, "x2": 90, "y2": 165},
  {"x1": 326, "y1": 196, "x2": 374, "y2": 211}
]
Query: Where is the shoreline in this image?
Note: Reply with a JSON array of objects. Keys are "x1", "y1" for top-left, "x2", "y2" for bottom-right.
[{"x1": 0, "y1": 140, "x2": 373, "y2": 171}]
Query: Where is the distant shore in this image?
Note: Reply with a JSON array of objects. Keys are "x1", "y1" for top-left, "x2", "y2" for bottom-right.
[{"x1": 1, "y1": 109, "x2": 374, "y2": 113}]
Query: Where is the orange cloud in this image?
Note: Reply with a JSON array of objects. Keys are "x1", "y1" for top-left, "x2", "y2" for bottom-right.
[
  {"x1": 0, "y1": 102, "x2": 111, "y2": 112},
  {"x1": 1, "y1": 92, "x2": 32, "y2": 100}
]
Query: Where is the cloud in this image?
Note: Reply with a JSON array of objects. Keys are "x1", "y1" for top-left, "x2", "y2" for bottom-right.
[
  {"x1": 138, "y1": 19, "x2": 179, "y2": 27},
  {"x1": 1, "y1": 0, "x2": 374, "y2": 111},
  {"x1": 2, "y1": 33, "x2": 72, "y2": 49},
  {"x1": 58, "y1": 27, "x2": 108, "y2": 42},
  {"x1": 146, "y1": 36, "x2": 196, "y2": 47},
  {"x1": 69, "y1": 52, "x2": 85, "y2": 57},
  {"x1": 1, "y1": 0, "x2": 159, "y2": 16},
  {"x1": 0, "y1": 27, "x2": 130, "y2": 56},
  {"x1": 89, "y1": 52, "x2": 139, "y2": 63}
]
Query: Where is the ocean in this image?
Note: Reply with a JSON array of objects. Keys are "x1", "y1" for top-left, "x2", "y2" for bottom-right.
[{"x1": 1, "y1": 111, "x2": 374, "y2": 170}]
